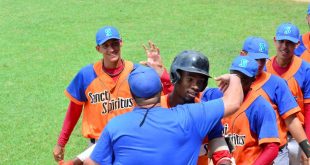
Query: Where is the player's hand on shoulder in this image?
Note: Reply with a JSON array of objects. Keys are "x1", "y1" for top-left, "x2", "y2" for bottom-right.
[
  {"x1": 140, "y1": 40, "x2": 165, "y2": 76},
  {"x1": 53, "y1": 144, "x2": 65, "y2": 162}
]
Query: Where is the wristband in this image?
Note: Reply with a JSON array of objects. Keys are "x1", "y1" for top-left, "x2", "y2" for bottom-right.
[{"x1": 299, "y1": 139, "x2": 310, "y2": 158}]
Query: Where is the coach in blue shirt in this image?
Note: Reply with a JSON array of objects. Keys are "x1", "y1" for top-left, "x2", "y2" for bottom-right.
[{"x1": 85, "y1": 65, "x2": 243, "y2": 165}]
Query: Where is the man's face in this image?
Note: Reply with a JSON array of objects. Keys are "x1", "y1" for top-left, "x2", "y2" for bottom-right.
[
  {"x1": 274, "y1": 38, "x2": 297, "y2": 60},
  {"x1": 96, "y1": 39, "x2": 122, "y2": 63},
  {"x1": 255, "y1": 59, "x2": 266, "y2": 76},
  {"x1": 175, "y1": 71, "x2": 208, "y2": 103}
]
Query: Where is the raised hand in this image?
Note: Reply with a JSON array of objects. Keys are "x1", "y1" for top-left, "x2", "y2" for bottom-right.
[{"x1": 140, "y1": 41, "x2": 164, "y2": 76}]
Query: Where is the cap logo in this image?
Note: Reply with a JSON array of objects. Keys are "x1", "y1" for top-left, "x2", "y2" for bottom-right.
[
  {"x1": 258, "y1": 43, "x2": 266, "y2": 52},
  {"x1": 104, "y1": 28, "x2": 112, "y2": 37},
  {"x1": 238, "y1": 59, "x2": 248, "y2": 68},
  {"x1": 284, "y1": 26, "x2": 291, "y2": 34}
]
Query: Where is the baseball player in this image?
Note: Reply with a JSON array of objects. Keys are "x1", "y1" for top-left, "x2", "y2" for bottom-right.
[
  {"x1": 237, "y1": 36, "x2": 309, "y2": 165},
  {"x1": 84, "y1": 65, "x2": 243, "y2": 165},
  {"x1": 161, "y1": 50, "x2": 232, "y2": 165},
  {"x1": 53, "y1": 26, "x2": 171, "y2": 165},
  {"x1": 265, "y1": 23, "x2": 310, "y2": 164},
  {"x1": 204, "y1": 56, "x2": 280, "y2": 164},
  {"x1": 294, "y1": 4, "x2": 310, "y2": 62}
]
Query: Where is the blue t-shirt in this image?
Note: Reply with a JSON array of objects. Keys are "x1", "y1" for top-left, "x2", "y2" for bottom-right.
[
  {"x1": 201, "y1": 88, "x2": 223, "y2": 102},
  {"x1": 90, "y1": 99, "x2": 225, "y2": 165}
]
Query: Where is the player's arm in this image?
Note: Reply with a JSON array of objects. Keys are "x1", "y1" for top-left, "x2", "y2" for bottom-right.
[
  {"x1": 285, "y1": 113, "x2": 310, "y2": 164},
  {"x1": 215, "y1": 74, "x2": 243, "y2": 117},
  {"x1": 159, "y1": 68, "x2": 174, "y2": 94},
  {"x1": 275, "y1": 78, "x2": 309, "y2": 153},
  {"x1": 253, "y1": 99, "x2": 280, "y2": 164},
  {"x1": 140, "y1": 40, "x2": 173, "y2": 94},
  {"x1": 253, "y1": 142, "x2": 279, "y2": 165},
  {"x1": 53, "y1": 101, "x2": 83, "y2": 162},
  {"x1": 305, "y1": 103, "x2": 310, "y2": 140},
  {"x1": 285, "y1": 114, "x2": 309, "y2": 143},
  {"x1": 208, "y1": 137, "x2": 232, "y2": 165},
  {"x1": 301, "y1": 67, "x2": 310, "y2": 162},
  {"x1": 301, "y1": 103, "x2": 310, "y2": 164}
]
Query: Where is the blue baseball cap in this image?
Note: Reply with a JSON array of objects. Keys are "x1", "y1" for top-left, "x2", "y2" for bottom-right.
[
  {"x1": 307, "y1": 4, "x2": 310, "y2": 15},
  {"x1": 275, "y1": 23, "x2": 300, "y2": 44},
  {"x1": 96, "y1": 26, "x2": 121, "y2": 45},
  {"x1": 242, "y1": 36, "x2": 269, "y2": 59},
  {"x1": 230, "y1": 56, "x2": 258, "y2": 78},
  {"x1": 128, "y1": 65, "x2": 162, "y2": 98}
]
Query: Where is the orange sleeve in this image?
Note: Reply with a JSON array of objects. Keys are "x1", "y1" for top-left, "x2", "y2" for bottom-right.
[
  {"x1": 258, "y1": 138, "x2": 280, "y2": 145},
  {"x1": 281, "y1": 106, "x2": 301, "y2": 120},
  {"x1": 304, "y1": 98, "x2": 310, "y2": 104}
]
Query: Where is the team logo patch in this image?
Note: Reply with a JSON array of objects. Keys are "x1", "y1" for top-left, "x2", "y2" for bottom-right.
[
  {"x1": 284, "y1": 26, "x2": 292, "y2": 34},
  {"x1": 88, "y1": 90, "x2": 134, "y2": 114},
  {"x1": 105, "y1": 28, "x2": 113, "y2": 37},
  {"x1": 238, "y1": 59, "x2": 248, "y2": 68},
  {"x1": 223, "y1": 123, "x2": 246, "y2": 147},
  {"x1": 258, "y1": 43, "x2": 266, "y2": 52}
]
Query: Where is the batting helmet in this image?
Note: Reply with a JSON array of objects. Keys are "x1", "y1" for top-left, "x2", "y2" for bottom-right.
[{"x1": 170, "y1": 50, "x2": 211, "y2": 85}]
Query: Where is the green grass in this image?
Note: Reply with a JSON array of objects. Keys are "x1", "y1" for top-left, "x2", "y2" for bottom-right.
[{"x1": 0, "y1": 0, "x2": 309, "y2": 164}]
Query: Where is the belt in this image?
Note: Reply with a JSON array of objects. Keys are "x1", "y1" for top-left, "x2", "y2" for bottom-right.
[{"x1": 90, "y1": 138, "x2": 96, "y2": 144}]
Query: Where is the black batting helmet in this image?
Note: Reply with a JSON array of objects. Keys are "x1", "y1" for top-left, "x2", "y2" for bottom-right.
[{"x1": 170, "y1": 50, "x2": 211, "y2": 85}]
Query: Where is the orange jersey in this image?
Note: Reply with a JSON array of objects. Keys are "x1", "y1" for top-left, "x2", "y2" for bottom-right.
[
  {"x1": 251, "y1": 71, "x2": 300, "y2": 147},
  {"x1": 161, "y1": 93, "x2": 222, "y2": 165},
  {"x1": 295, "y1": 32, "x2": 310, "y2": 63},
  {"x1": 266, "y1": 56, "x2": 310, "y2": 124},
  {"x1": 65, "y1": 60, "x2": 135, "y2": 139},
  {"x1": 222, "y1": 91, "x2": 280, "y2": 164}
]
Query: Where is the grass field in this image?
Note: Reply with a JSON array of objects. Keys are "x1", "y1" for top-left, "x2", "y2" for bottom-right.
[{"x1": 0, "y1": 0, "x2": 309, "y2": 164}]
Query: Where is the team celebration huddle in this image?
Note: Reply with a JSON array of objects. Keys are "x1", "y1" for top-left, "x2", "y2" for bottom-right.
[{"x1": 52, "y1": 4, "x2": 310, "y2": 165}]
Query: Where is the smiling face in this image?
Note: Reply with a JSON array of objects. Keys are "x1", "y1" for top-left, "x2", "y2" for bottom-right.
[
  {"x1": 274, "y1": 38, "x2": 297, "y2": 61},
  {"x1": 255, "y1": 58, "x2": 266, "y2": 76},
  {"x1": 174, "y1": 70, "x2": 208, "y2": 103},
  {"x1": 96, "y1": 39, "x2": 122, "y2": 67}
]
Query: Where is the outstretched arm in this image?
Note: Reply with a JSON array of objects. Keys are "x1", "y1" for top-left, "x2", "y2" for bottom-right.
[{"x1": 215, "y1": 74, "x2": 243, "y2": 117}]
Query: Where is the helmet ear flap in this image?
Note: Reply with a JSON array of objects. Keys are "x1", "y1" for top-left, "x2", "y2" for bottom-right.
[
  {"x1": 200, "y1": 78, "x2": 209, "y2": 92},
  {"x1": 171, "y1": 69, "x2": 181, "y2": 84}
]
